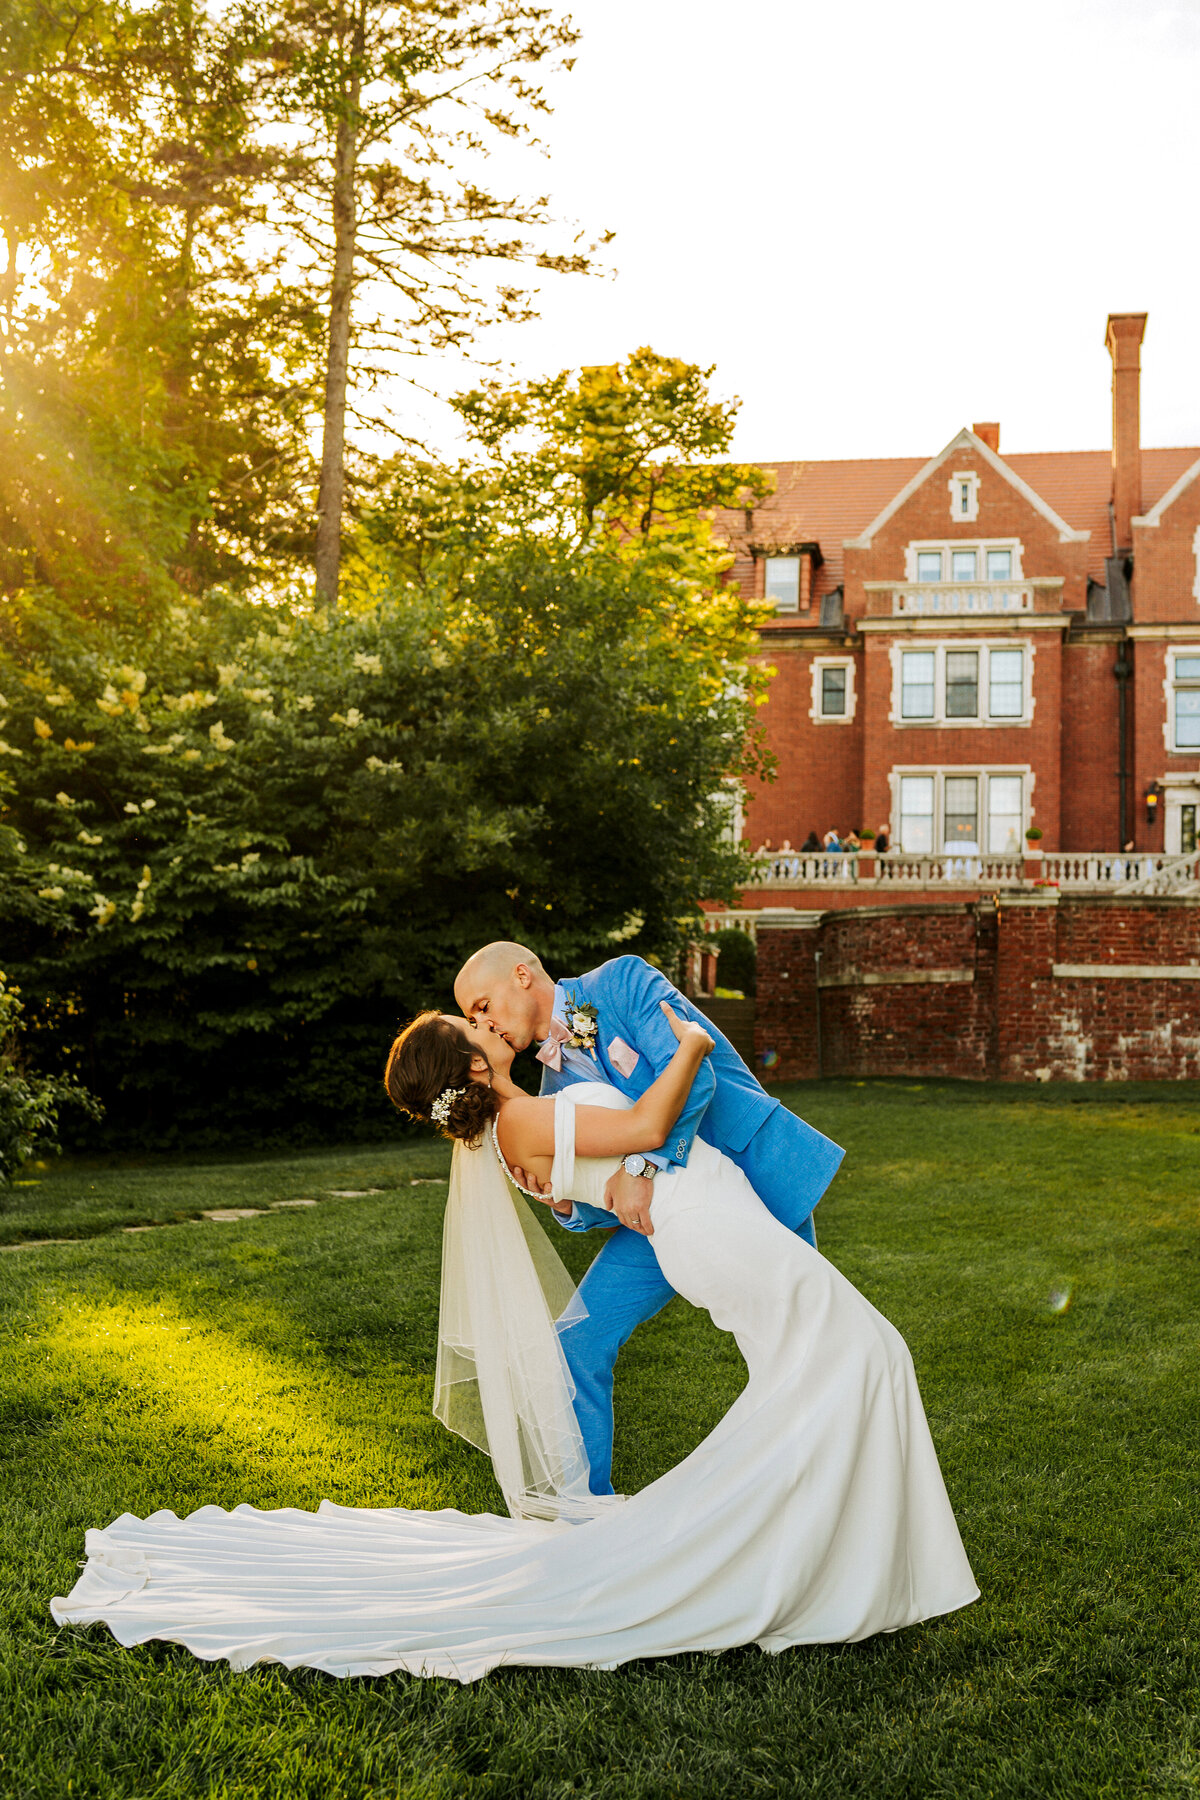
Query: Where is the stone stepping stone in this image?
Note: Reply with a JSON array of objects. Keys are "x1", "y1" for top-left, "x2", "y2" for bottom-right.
[
  {"x1": 1, "y1": 1236, "x2": 79, "y2": 1253},
  {"x1": 202, "y1": 1208, "x2": 268, "y2": 1223},
  {"x1": 325, "y1": 1188, "x2": 383, "y2": 1198},
  {"x1": 273, "y1": 1198, "x2": 318, "y2": 1209}
]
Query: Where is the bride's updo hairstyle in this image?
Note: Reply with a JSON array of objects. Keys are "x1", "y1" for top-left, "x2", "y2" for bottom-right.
[{"x1": 384, "y1": 1011, "x2": 499, "y2": 1148}]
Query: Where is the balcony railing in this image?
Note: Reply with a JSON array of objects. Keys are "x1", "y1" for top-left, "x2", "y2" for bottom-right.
[{"x1": 891, "y1": 581, "x2": 1033, "y2": 616}]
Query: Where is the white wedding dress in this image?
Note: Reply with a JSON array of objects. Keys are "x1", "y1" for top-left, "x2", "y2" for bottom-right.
[{"x1": 51, "y1": 1085, "x2": 978, "y2": 1680}]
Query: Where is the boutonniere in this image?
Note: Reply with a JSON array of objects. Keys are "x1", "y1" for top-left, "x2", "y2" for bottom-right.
[{"x1": 564, "y1": 991, "x2": 599, "y2": 1057}]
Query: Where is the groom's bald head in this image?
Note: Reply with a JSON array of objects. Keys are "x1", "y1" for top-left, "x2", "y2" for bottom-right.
[{"x1": 454, "y1": 942, "x2": 556, "y2": 1052}]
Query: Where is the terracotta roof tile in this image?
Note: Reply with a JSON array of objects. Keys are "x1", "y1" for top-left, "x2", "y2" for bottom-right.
[{"x1": 716, "y1": 446, "x2": 1200, "y2": 590}]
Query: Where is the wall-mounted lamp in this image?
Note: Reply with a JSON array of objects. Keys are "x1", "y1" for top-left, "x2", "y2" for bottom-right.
[{"x1": 1145, "y1": 781, "x2": 1163, "y2": 827}]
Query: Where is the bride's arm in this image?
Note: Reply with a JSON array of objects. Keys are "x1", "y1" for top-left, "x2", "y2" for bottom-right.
[{"x1": 499, "y1": 1004, "x2": 714, "y2": 1167}]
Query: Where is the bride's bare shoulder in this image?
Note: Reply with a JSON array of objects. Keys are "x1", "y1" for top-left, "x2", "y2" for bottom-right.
[{"x1": 496, "y1": 1094, "x2": 555, "y2": 1161}]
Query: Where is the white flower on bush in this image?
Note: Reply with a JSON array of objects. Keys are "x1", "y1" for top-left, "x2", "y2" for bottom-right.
[
  {"x1": 44, "y1": 688, "x2": 74, "y2": 708},
  {"x1": 182, "y1": 748, "x2": 201, "y2": 761},
  {"x1": 37, "y1": 886, "x2": 66, "y2": 901},
  {"x1": 132, "y1": 713, "x2": 151, "y2": 733},
  {"x1": 331, "y1": 708, "x2": 363, "y2": 728},
  {"x1": 136, "y1": 866, "x2": 152, "y2": 893},
  {"x1": 364, "y1": 756, "x2": 402, "y2": 773},
  {"x1": 96, "y1": 683, "x2": 124, "y2": 717},
  {"x1": 295, "y1": 694, "x2": 315, "y2": 711},
  {"x1": 216, "y1": 663, "x2": 242, "y2": 689},
  {"x1": 241, "y1": 852, "x2": 261, "y2": 868},
  {"x1": 123, "y1": 802, "x2": 139, "y2": 814},
  {"x1": 34, "y1": 717, "x2": 52, "y2": 739},
  {"x1": 130, "y1": 899, "x2": 146, "y2": 922},
  {"x1": 90, "y1": 896, "x2": 117, "y2": 927},
  {"x1": 353, "y1": 653, "x2": 383, "y2": 676},
  {"x1": 165, "y1": 690, "x2": 216, "y2": 713},
  {"x1": 209, "y1": 722, "x2": 235, "y2": 751},
  {"x1": 242, "y1": 687, "x2": 272, "y2": 704},
  {"x1": 118, "y1": 666, "x2": 147, "y2": 695},
  {"x1": 0, "y1": 740, "x2": 24, "y2": 757},
  {"x1": 55, "y1": 791, "x2": 75, "y2": 808},
  {"x1": 78, "y1": 830, "x2": 103, "y2": 846}
]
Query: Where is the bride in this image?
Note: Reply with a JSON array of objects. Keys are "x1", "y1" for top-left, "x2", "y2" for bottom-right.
[{"x1": 51, "y1": 1004, "x2": 978, "y2": 1681}]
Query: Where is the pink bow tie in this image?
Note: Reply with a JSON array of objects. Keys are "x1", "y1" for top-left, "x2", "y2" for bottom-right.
[{"x1": 535, "y1": 1016, "x2": 572, "y2": 1072}]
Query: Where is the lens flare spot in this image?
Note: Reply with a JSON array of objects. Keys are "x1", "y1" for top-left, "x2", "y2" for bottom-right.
[{"x1": 1048, "y1": 1285, "x2": 1073, "y2": 1315}]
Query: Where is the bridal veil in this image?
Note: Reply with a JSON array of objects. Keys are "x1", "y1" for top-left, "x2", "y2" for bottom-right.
[{"x1": 434, "y1": 1135, "x2": 620, "y2": 1523}]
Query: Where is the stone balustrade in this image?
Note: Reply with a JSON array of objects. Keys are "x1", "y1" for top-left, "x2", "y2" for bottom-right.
[{"x1": 702, "y1": 849, "x2": 1200, "y2": 938}]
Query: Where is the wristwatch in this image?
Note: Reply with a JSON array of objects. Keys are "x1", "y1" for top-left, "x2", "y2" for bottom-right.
[{"x1": 622, "y1": 1154, "x2": 656, "y2": 1180}]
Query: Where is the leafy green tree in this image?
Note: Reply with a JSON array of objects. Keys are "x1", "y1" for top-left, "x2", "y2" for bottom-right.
[
  {"x1": 0, "y1": 969, "x2": 99, "y2": 1185},
  {"x1": 0, "y1": 0, "x2": 320, "y2": 606},
  {"x1": 267, "y1": 0, "x2": 595, "y2": 603},
  {"x1": 0, "y1": 554, "x2": 764, "y2": 1143}
]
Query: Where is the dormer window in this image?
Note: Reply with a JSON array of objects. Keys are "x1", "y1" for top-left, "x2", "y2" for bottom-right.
[{"x1": 764, "y1": 555, "x2": 800, "y2": 612}]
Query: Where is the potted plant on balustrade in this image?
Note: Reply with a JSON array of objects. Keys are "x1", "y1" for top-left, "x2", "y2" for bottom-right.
[{"x1": 1024, "y1": 826, "x2": 1056, "y2": 887}]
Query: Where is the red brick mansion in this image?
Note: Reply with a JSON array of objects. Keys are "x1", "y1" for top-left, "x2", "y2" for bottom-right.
[{"x1": 715, "y1": 313, "x2": 1200, "y2": 904}]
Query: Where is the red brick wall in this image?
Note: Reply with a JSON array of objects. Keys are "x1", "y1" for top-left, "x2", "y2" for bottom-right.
[
  {"x1": 744, "y1": 642, "x2": 864, "y2": 850},
  {"x1": 1132, "y1": 470, "x2": 1200, "y2": 620},
  {"x1": 1060, "y1": 636, "x2": 1125, "y2": 850},
  {"x1": 756, "y1": 898, "x2": 1200, "y2": 1082}
]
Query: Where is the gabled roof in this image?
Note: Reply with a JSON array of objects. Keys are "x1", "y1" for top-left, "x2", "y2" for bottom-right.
[
  {"x1": 845, "y1": 428, "x2": 1088, "y2": 552},
  {"x1": 714, "y1": 443, "x2": 1200, "y2": 591},
  {"x1": 1132, "y1": 453, "x2": 1200, "y2": 527}
]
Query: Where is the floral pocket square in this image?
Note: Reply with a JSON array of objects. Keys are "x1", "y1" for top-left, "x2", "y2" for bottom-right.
[{"x1": 608, "y1": 1037, "x2": 640, "y2": 1079}]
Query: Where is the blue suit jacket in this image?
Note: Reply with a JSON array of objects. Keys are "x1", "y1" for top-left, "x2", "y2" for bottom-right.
[{"x1": 540, "y1": 956, "x2": 843, "y2": 1236}]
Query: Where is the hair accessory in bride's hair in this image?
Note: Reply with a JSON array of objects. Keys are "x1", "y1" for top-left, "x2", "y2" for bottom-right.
[{"x1": 430, "y1": 1086, "x2": 465, "y2": 1127}]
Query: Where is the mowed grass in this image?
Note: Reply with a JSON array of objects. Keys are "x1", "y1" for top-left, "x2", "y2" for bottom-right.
[{"x1": 1, "y1": 1079, "x2": 1197, "y2": 1800}]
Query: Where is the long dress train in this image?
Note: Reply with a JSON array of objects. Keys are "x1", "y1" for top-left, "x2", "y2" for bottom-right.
[{"x1": 50, "y1": 1086, "x2": 978, "y2": 1679}]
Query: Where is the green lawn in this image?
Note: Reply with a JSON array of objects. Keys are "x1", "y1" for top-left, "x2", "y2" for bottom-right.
[{"x1": 2, "y1": 1080, "x2": 1197, "y2": 1800}]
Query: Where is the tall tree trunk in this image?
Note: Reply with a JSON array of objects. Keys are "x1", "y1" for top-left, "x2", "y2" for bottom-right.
[{"x1": 314, "y1": 4, "x2": 363, "y2": 607}]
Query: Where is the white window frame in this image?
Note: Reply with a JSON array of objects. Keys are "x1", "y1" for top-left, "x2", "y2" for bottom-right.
[
  {"x1": 763, "y1": 554, "x2": 800, "y2": 613},
  {"x1": 712, "y1": 778, "x2": 745, "y2": 846},
  {"x1": 904, "y1": 539, "x2": 1025, "y2": 582},
  {"x1": 1193, "y1": 525, "x2": 1200, "y2": 607},
  {"x1": 890, "y1": 639, "x2": 1032, "y2": 727},
  {"x1": 1163, "y1": 644, "x2": 1200, "y2": 754},
  {"x1": 948, "y1": 470, "x2": 980, "y2": 522},
  {"x1": 889, "y1": 765, "x2": 1032, "y2": 856},
  {"x1": 810, "y1": 656, "x2": 857, "y2": 724}
]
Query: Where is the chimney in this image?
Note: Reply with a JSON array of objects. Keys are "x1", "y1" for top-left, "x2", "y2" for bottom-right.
[
  {"x1": 1106, "y1": 312, "x2": 1147, "y2": 550},
  {"x1": 973, "y1": 422, "x2": 1000, "y2": 453}
]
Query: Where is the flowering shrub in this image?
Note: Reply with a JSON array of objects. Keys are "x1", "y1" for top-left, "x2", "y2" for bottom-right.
[{"x1": 0, "y1": 542, "x2": 765, "y2": 1147}]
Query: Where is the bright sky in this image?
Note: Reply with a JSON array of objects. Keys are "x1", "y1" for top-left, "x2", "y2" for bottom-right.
[{"x1": 407, "y1": 0, "x2": 1200, "y2": 465}]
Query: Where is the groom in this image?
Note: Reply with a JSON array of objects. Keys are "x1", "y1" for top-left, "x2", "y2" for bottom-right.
[{"x1": 454, "y1": 942, "x2": 844, "y2": 1495}]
